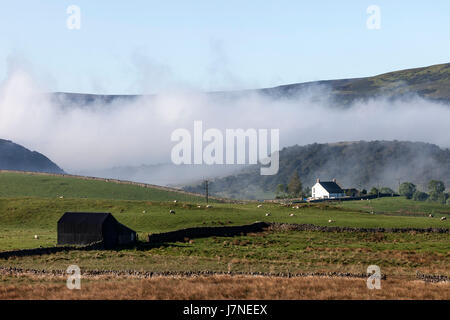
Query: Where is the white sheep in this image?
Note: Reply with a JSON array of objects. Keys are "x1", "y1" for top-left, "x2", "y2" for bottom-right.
[
  {"x1": 59, "y1": 196, "x2": 64, "y2": 199},
  {"x1": 289, "y1": 213, "x2": 295, "y2": 217},
  {"x1": 265, "y1": 213, "x2": 271, "y2": 216},
  {"x1": 441, "y1": 216, "x2": 447, "y2": 221},
  {"x1": 428, "y1": 214, "x2": 433, "y2": 218},
  {"x1": 34, "y1": 235, "x2": 39, "y2": 239},
  {"x1": 206, "y1": 205, "x2": 212, "y2": 208},
  {"x1": 257, "y1": 204, "x2": 263, "y2": 208},
  {"x1": 328, "y1": 219, "x2": 334, "y2": 223},
  {"x1": 142, "y1": 210, "x2": 146, "y2": 214},
  {"x1": 173, "y1": 200, "x2": 178, "y2": 203},
  {"x1": 169, "y1": 210, "x2": 176, "y2": 214}
]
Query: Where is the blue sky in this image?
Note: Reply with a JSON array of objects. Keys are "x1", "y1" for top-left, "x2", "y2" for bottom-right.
[{"x1": 0, "y1": 0, "x2": 448, "y2": 94}]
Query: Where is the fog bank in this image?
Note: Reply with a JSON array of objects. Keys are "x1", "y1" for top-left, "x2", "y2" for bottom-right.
[{"x1": 1, "y1": 67, "x2": 449, "y2": 185}]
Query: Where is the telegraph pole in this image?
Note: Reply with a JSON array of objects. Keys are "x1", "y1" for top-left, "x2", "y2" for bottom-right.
[{"x1": 205, "y1": 180, "x2": 209, "y2": 204}]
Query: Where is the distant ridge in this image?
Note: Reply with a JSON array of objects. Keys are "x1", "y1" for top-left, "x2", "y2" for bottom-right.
[
  {"x1": 51, "y1": 63, "x2": 450, "y2": 106},
  {"x1": 0, "y1": 139, "x2": 64, "y2": 174},
  {"x1": 183, "y1": 140, "x2": 450, "y2": 200}
]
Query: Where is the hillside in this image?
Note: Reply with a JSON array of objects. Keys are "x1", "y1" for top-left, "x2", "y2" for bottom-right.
[
  {"x1": 51, "y1": 63, "x2": 450, "y2": 106},
  {"x1": 0, "y1": 171, "x2": 209, "y2": 202},
  {"x1": 260, "y1": 63, "x2": 450, "y2": 105},
  {"x1": 0, "y1": 139, "x2": 64, "y2": 174},
  {"x1": 183, "y1": 141, "x2": 450, "y2": 199}
]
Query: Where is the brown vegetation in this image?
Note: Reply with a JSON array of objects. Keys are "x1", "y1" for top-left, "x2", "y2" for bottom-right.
[{"x1": 0, "y1": 274, "x2": 448, "y2": 300}]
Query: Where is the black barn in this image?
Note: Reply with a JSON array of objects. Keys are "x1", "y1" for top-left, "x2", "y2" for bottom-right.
[{"x1": 57, "y1": 212, "x2": 137, "y2": 249}]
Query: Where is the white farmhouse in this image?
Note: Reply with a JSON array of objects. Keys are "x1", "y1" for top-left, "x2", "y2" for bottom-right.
[{"x1": 311, "y1": 179, "x2": 346, "y2": 199}]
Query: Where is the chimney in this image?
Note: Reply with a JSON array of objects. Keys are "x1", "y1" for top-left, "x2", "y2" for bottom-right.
[
  {"x1": 316, "y1": 178, "x2": 320, "y2": 183},
  {"x1": 333, "y1": 178, "x2": 336, "y2": 183}
]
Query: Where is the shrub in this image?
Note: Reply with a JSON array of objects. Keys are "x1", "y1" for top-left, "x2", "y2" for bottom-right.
[
  {"x1": 428, "y1": 191, "x2": 448, "y2": 204},
  {"x1": 412, "y1": 191, "x2": 429, "y2": 202},
  {"x1": 412, "y1": 191, "x2": 429, "y2": 201}
]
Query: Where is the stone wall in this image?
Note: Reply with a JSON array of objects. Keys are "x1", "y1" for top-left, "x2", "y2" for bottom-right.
[
  {"x1": 148, "y1": 222, "x2": 270, "y2": 243},
  {"x1": 269, "y1": 223, "x2": 449, "y2": 234},
  {"x1": 0, "y1": 241, "x2": 104, "y2": 259}
]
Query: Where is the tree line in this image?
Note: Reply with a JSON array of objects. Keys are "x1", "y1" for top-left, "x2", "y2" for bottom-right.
[
  {"x1": 275, "y1": 171, "x2": 449, "y2": 205},
  {"x1": 399, "y1": 180, "x2": 449, "y2": 204}
]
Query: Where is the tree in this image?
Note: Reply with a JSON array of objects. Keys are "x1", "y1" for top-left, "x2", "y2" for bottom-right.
[
  {"x1": 287, "y1": 171, "x2": 302, "y2": 198},
  {"x1": 447, "y1": 198, "x2": 450, "y2": 206},
  {"x1": 369, "y1": 187, "x2": 379, "y2": 195},
  {"x1": 436, "y1": 192, "x2": 448, "y2": 204},
  {"x1": 428, "y1": 180, "x2": 445, "y2": 194},
  {"x1": 302, "y1": 186, "x2": 312, "y2": 198},
  {"x1": 275, "y1": 184, "x2": 287, "y2": 198},
  {"x1": 430, "y1": 192, "x2": 447, "y2": 204},
  {"x1": 380, "y1": 187, "x2": 394, "y2": 194},
  {"x1": 412, "y1": 191, "x2": 429, "y2": 202},
  {"x1": 399, "y1": 182, "x2": 416, "y2": 199},
  {"x1": 428, "y1": 191, "x2": 441, "y2": 202},
  {"x1": 361, "y1": 189, "x2": 367, "y2": 195}
]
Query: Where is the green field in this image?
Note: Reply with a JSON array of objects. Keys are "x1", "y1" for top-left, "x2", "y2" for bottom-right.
[
  {"x1": 338, "y1": 197, "x2": 450, "y2": 216},
  {"x1": 0, "y1": 172, "x2": 449, "y2": 278},
  {"x1": 0, "y1": 172, "x2": 207, "y2": 202}
]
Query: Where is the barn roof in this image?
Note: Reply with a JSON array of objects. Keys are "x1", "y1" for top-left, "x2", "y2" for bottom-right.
[
  {"x1": 319, "y1": 181, "x2": 344, "y2": 193},
  {"x1": 58, "y1": 212, "x2": 116, "y2": 225}
]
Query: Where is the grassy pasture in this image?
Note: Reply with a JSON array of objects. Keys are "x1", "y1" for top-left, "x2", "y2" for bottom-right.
[
  {"x1": 338, "y1": 196, "x2": 450, "y2": 217},
  {"x1": 0, "y1": 171, "x2": 448, "y2": 300},
  {"x1": 0, "y1": 172, "x2": 207, "y2": 202},
  {"x1": 0, "y1": 196, "x2": 449, "y2": 251}
]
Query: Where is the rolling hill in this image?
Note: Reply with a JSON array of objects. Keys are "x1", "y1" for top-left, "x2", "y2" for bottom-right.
[
  {"x1": 51, "y1": 63, "x2": 450, "y2": 107},
  {"x1": 183, "y1": 141, "x2": 450, "y2": 199},
  {"x1": 0, "y1": 171, "x2": 209, "y2": 202},
  {"x1": 0, "y1": 139, "x2": 64, "y2": 174},
  {"x1": 259, "y1": 63, "x2": 450, "y2": 105}
]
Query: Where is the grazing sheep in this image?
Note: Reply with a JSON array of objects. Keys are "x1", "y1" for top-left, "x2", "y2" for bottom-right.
[
  {"x1": 197, "y1": 205, "x2": 202, "y2": 208},
  {"x1": 257, "y1": 204, "x2": 263, "y2": 208},
  {"x1": 59, "y1": 196, "x2": 64, "y2": 199},
  {"x1": 142, "y1": 210, "x2": 146, "y2": 214},
  {"x1": 429, "y1": 214, "x2": 433, "y2": 218},
  {"x1": 265, "y1": 213, "x2": 271, "y2": 216},
  {"x1": 173, "y1": 200, "x2": 178, "y2": 203},
  {"x1": 34, "y1": 235, "x2": 39, "y2": 239},
  {"x1": 206, "y1": 205, "x2": 212, "y2": 208},
  {"x1": 441, "y1": 217, "x2": 447, "y2": 221},
  {"x1": 328, "y1": 219, "x2": 334, "y2": 223},
  {"x1": 289, "y1": 213, "x2": 295, "y2": 217},
  {"x1": 169, "y1": 210, "x2": 175, "y2": 214}
]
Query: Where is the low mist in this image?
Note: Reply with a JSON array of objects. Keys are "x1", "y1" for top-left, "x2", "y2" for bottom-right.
[{"x1": 1, "y1": 66, "x2": 449, "y2": 186}]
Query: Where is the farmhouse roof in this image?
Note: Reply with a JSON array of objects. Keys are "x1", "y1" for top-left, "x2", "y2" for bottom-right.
[{"x1": 319, "y1": 181, "x2": 344, "y2": 194}]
